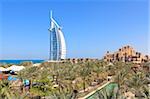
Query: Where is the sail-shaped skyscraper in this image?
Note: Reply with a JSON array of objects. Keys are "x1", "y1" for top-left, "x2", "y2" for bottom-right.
[{"x1": 48, "y1": 11, "x2": 66, "y2": 61}]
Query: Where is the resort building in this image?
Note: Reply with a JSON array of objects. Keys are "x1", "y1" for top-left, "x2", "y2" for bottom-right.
[
  {"x1": 103, "y1": 45, "x2": 149, "y2": 64},
  {"x1": 48, "y1": 11, "x2": 67, "y2": 61}
]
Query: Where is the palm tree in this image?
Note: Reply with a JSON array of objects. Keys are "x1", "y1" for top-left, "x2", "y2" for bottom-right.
[
  {"x1": 79, "y1": 62, "x2": 92, "y2": 92},
  {"x1": 0, "y1": 80, "x2": 15, "y2": 99},
  {"x1": 112, "y1": 62, "x2": 133, "y2": 98},
  {"x1": 125, "y1": 71, "x2": 148, "y2": 98},
  {"x1": 93, "y1": 61, "x2": 102, "y2": 77}
]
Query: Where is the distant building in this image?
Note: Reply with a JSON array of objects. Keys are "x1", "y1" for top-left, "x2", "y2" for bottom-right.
[
  {"x1": 66, "y1": 58, "x2": 98, "y2": 64},
  {"x1": 48, "y1": 11, "x2": 66, "y2": 61},
  {"x1": 103, "y1": 45, "x2": 149, "y2": 64}
]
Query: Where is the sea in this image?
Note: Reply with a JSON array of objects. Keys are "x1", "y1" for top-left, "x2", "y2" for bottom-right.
[{"x1": 0, "y1": 60, "x2": 44, "y2": 65}]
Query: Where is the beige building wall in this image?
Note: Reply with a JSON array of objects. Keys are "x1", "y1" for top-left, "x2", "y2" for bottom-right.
[{"x1": 104, "y1": 45, "x2": 149, "y2": 64}]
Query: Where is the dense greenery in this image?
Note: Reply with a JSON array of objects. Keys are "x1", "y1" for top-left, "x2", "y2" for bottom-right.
[{"x1": 0, "y1": 60, "x2": 150, "y2": 99}]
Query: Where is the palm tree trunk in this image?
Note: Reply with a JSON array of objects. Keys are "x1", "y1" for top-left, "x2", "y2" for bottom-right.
[{"x1": 83, "y1": 77, "x2": 86, "y2": 92}]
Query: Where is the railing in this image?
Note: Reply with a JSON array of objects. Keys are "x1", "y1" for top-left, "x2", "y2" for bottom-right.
[{"x1": 78, "y1": 81, "x2": 111, "y2": 99}]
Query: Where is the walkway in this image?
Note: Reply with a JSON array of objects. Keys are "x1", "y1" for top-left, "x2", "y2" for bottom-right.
[{"x1": 78, "y1": 81, "x2": 111, "y2": 99}]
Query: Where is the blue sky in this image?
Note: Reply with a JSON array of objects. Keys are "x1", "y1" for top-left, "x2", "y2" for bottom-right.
[{"x1": 0, "y1": 0, "x2": 149, "y2": 59}]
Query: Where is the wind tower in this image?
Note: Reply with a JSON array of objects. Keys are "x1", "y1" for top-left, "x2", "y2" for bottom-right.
[{"x1": 48, "y1": 11, "x2": 67, "y2": 61}]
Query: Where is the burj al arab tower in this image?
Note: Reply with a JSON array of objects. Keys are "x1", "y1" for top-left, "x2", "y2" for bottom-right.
[{"x1": 48, "y1": 11, "x2": 66, "y2": 61}]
